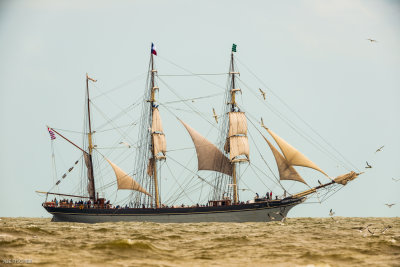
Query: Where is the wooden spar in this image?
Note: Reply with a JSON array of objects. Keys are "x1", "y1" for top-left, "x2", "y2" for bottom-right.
[
  {"x1": 47, "y1": 126, "x2": 85, "y2": 153},
  {"x1": 36, "y1": 191, "x2": 90, "y2": 199},
  {"x1": 86, "y1": 73, "x2": 93, "y2": 155},
  {"x1": 150, "y1": 54, "x2": 160, "y2": 209},
  {"x1": 86, "y1": 73, "x2": 96, "y2": 201},
  {"x1": 291, "y1": 181, "x2": 336, "y2": 198},
  {"x1": 232, "y1": 164, "x2": 238, "y2": 204}
]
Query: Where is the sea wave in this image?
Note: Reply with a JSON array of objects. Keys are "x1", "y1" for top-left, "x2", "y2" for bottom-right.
[{"x1": 0, "y1": 217, "x2": 398, "y2": 266}]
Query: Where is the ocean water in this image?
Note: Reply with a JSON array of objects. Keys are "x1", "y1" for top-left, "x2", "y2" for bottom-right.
[{"x1": 0, "y1": 217, "x2": 399, "y2": 267}]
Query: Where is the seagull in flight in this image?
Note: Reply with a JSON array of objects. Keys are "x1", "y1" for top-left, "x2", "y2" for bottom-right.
[
  {"x1": 381, "y1": 225, "x2": 392, "y2": 234},
  {"x1": 356, "y1": 224, "x2": 372, "y2": 233},
  {"x1": 385, "y1": 203, "x2": 395, "y2": 208},
  {"x1": 259, "y1": 88, "x2": 266, "y2": 100},
  {"x1": 279, "y1": 216, "x2": 287, "y2": 224},
  {"x1": 119, "y1": 142, "x2": 132, "y2": 148},
  {"x1": 375, "y1": 146, "x2": 384, "y2": 153},
  {"x1": 329, "y1": 209, "x2": 335, "y2": 217},
  {"x1": 367, "y1": 228, "x2": 375, "y2": 235},
  {"x1": 392, "y1": 178, "x2": 400, "y2": 182},
  {"x1": 367, "y1": 38, "x2": 378, "y2": 43},
  {"x1": 365, "y1": 161, "x2": 372, "y2": 169},
  {"x1": 212, "y1": 108, "x2": 218, "y2": 124}
]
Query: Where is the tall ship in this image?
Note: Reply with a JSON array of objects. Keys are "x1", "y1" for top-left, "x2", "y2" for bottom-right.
[{"x1": 38, "y1": 44, "x2": 361, "y2": 223}]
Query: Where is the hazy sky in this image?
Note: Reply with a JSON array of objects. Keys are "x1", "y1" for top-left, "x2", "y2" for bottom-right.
[{"x1": 0, "y1": 0, "x2": 399, "y2": 218}]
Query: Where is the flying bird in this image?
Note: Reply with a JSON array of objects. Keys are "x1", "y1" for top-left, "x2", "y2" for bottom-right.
[
  {"x1": 392, "y1": 178, "x2": 400, "y2": 182},
  {"x1": 367, "y1": 38, "x2": 378, "y2": 43},
  {"x1": 260, "y1": 117, "x2": 265, "y2": 127},
  {"x1": 367, "y1": 228, "x2": 375, "y2": 235},
  {"x1": 280, "y1": 216, "x2": 287, "y2": 224},
  {"x1": 356, "y1": 224, "x2": 372, "y2": 233},
  {"x1": 119, "y1": 142, "x2": 132, "y2": 148},
  {"x1": 381, "y1": 225, "x2": 392, "y2": 234},
  {"x1": 212, "y1": 108, "x2": 218, "y2": 124},
  {"x1": 375, "y1": 146, "x2": 384, "y2": 153},
  {"x1": 365, "y1": 161, "x2": 372, "y2": 169},
  {"x1": 385, "y1": 203, "x2": 395, "y2": 208},
  {"x1": 279, "y1": 212, "x2": 287, "y2": 222},
  {"x1": 329, "y1": 209, "x2": 335, "y2": 217},
  {"x1": 259, "y1": 88, "x2": 266, "y2": 100}
]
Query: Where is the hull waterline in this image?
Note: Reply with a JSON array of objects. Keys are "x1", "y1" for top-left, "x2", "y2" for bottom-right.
[{"x1": 44, "y1": 198, "x2": 304, "y2": 223}]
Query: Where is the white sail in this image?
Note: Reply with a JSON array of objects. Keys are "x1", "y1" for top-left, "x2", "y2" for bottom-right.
[
  {"x1": 263, "y1": 136, "x2": 308, "y2": 185},
  {"x1": 105, "y1": 158, "x2": 151, "y2": 196},
  {"x1": 227, "y1": 112, "x2": 249, "y2": 161},
  {"x1": 228, "y1": 112, "x2": 247, "y2": 136},
  {"x1": 152, "y1": 107, "x2": 166, "y2": 157},
  {"x1": 153, "y1": 133, "x2": 166, "y2": 157},
  {"x1": 180, "y1": 120, "x2": 232, "y2": 176},
  {"x1": 266, "y1": 129, "x2": 328, "y2": 177},
  {"x1": 229, "y1": 136, "x2": 249, "y2": 161}
]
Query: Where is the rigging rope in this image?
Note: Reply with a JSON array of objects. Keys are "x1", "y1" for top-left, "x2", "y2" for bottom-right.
[
  {"x1": 158, "y1": 73, "x2": 228, "y2": 77},
  {"x1": 91, "y1": 72, "x2": 148, "y2": 100},
  {"x1": 235, "y1": 56, "x2": 360, "y2": 172},
  {"x1": 236, "y1": 79, "x2": 354, "y2": 173},
  {"x1": 162, "y1": 92, "x2": 224, "y2": 105},
  {"x1": 158, "y1": 55, "x2": 227, "y2": 91}
]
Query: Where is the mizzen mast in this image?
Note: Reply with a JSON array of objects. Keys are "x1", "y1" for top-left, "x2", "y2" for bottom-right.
[{"x1": 85, "y1": 73, "x2": 97, "y2": 201}]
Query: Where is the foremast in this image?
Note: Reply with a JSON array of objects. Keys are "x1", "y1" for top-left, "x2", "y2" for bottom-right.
[{"x1": 212, "y1": 44, "x2": 249, "y2": 204}]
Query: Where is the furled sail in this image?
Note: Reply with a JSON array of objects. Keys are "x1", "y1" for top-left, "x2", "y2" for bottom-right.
[
  {"x1": 147, "y1": 158, "x2": 154, "y2": 176},
  {"x1": 152, "y1": 107, "x2": 166, "y2": 157},
  {"x1": 229, "y1": 136, "x2": 250, "y2": 161},
  {"x1": 262, "y1": 136, "x2": 308, "y2": 185},
  {"x1": 333, "y1": 171, "x2": 359, "y2": 185},
  {"x1": 180, "y1": 120, "x2": 232, "y2": 176},
  {"x1": 83, "y1": 152, "x2": 95, "y2": 198},
  {"x1": 228, "y1": 112, "x2": 249, "y2": 161},
  {"x1": 266, "y1": 129, "x2": 328, "y2": 177},
  {"x1": 105, "y1": 158, "x2": 151, "y2": 196}
]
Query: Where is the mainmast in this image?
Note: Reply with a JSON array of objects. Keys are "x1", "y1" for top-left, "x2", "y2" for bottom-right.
[
  {"x1": 85, "y1": 73, "x2": 96, "y2": 201},
  {"x1": 146, "y1": 43, "x2": 166, "y2": 209}
]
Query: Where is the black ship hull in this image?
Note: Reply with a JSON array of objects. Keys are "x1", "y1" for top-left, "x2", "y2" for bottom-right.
[{"x1": 44, "y1": 197, "x2": 305, "y2": 223}]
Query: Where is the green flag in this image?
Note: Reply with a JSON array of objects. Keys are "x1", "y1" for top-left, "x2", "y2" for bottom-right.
[{"x1": 232, "y1": 43, "x2": 237, "y2": 52}]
